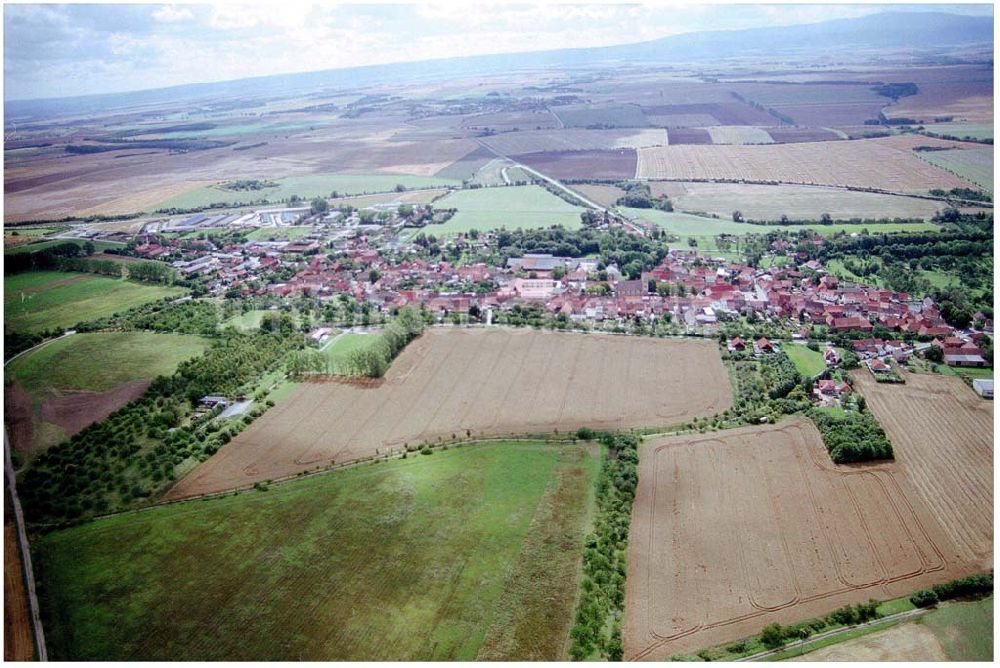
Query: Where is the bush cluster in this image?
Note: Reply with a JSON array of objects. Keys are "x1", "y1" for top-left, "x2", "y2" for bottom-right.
[
  {"x1": 79, "y1": 298, "x2": 226, "y2": 337},
  {"x1": 569, "y1": 433, "x2": 637, "y2": 661},
  {"x1": 759, "y1": 351, "x2": 802, "y2": 399},
  {"x1": 910, "y1": 572, "x2": 993, "y2": 608},
  {"x1": 760, "y1": 600, "x2": 880, "y2": 649},
  {"x1": 808, "y1": 408, "x2": 893, "y2": 463}
]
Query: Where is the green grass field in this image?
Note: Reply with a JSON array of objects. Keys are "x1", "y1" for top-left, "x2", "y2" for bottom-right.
[
  {"x1": 623, "y1": 208, "x2": 940, "y2": 237},
  {"x1": 429, "y1": 185, "x2": 584, "y2": 235},
  {"x1": 915, "y1": 147, "x2": 994, "y2": 192},
  {"x1": 7, "y1": 332, "x2": 210, "y2": 455},
  {"x1": 155, "y1": 173, "x2": 463, "y2": 211},
  {"x1": 921, "y1": 595, "x2": 993, "y2": 661},
  {"x1": 244, "y1": 226, "x2": 314, "y2": 242},
  {"x1": 784, "y1": 344, "x2": 827, "y2": 377},
  {"x1": 4, "y1": 271, "x2": 186, "y2": 335},
  {"x1": 8, "y1": 332, "x2": 209, "y2": 394},
  {"x1": 322, "y1": 333, "x2": 380, "y2": 374},
  {"x1": 222, "y1": 309, "x2": 272, "y2": 332},
  {"x1": 34, "y1": 441, "x2": 599, "y2": 660},
  {"x1": 922, "y1": 123, "x2": 993, "y2": 141}
]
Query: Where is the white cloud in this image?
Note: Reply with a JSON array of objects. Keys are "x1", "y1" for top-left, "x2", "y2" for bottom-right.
[{"x1": 152, "y1": 5, "x2": 194, "y2": 24}]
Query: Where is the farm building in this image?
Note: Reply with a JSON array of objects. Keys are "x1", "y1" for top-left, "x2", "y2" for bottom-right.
[
  {"x1": 973, "y1": 379, "x2": 993, "y2": 398},
  {"x1": 945, "y1": 353, "x2": 988, "y2": 367},
  {"x1": 867, "y1": 358, "x2": 891, "y2": 374},
  {"x1": 310, "y1": 327, "x2": 333, "y2": 344},
  {"x1": 754, "y1": 337, "x2": 776, "y2": 354},
  {"x1": 199, "y1": 395, "x2": 230, "y2": 409}
]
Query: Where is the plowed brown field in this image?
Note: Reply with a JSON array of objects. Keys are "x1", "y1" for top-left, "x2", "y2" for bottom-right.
[
  {"x1": 166, "y1": 329, "x2": 731, "y2": 500},
  {"x1": 625, "y1": 415, "x2": 991, "y2": 661}
]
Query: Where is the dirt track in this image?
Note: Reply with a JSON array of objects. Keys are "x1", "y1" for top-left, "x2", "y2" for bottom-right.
[
  {"x1": 788, "y1": 621, "x2": 948, "y2": 662},
  {"x1": 166, "y1": 329, "x2": 731, "y2": 499},
  {"x1": 624, "y1": 416, "x2": 991, "y2": 660}
]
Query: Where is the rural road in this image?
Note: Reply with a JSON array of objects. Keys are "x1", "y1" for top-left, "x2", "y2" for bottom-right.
[
  {"x1": 473, "y1": 138, "x2": 607, "y2": 212},
  {"x1": 736, "y1": 608, "x2": 928, "y2": 661},
  {"x1": 4, "y1": 429, "x2": 47, "y2": 661},
  {"x1": 4, "y1": 330, "x2": 75, "y2": 367}
]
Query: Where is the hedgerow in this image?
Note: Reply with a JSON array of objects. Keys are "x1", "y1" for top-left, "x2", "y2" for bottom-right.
[
  {"x1": 569, "y1": 432, "x2": 637, "y2": 661},
  {"x1": 911, "y1": 572, "x2": 993, "y2": 607}
]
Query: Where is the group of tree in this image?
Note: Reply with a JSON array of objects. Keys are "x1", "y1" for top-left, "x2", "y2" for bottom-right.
[
  {"x1": 343, "y1": 306, "x2": 427, "y2": 378},
  {"x1": 808, "y1": 407, "x2": 894, "y2": 463},
  {"x1": 79, "y1": 298, "x2": 225, "y2": 337},
  {"x1": 569, "y1": 432, "x2": 637, "y2": 661},
  {"x1": 910, "y1": 572, "x2": 993, "y2": 608},
  {"x1": 615, "y1": 182, "x2": 673, "y2": 211},
  {"x1": 759, "y1": 599, "x2": 881, "y2": 650}
]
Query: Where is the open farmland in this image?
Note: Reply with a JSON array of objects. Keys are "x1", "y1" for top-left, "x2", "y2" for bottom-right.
[
  {"x1": 480, "y1": 128, "x2": 666, "y2": 155},
  {"x1": 244, "y1": 226, "x2": 314, "y2": 242},
  {"x1": 850, "y1": 369, "x2": 993, "y2": 569},
  {"x1": 156, "y1": 173, "x2": 464, "y2": 211},
  {"x1": 620, "y1": 207, "x2": 939, "y2": 237},
  {"x1": 428, "y1": 185, "x2": 584, "y2": 235},
  {"x1": 641, "y1": 102, "x2": 775, "y2": 126},
  {"x1": 5, "y1": 331, "x2": 209, "y2": 456},
  {"x1": 790, "y1": 597, "x2": 993, "y2": 662},
  {"x1": 34, "y1": 441, "x2": 598, "y2": 660},
  {"x1": 765, "y1": 126, "x2": 844, "y2": 143},
  {"x1": 461, "y1": 109, "x2": 561, "y2": 130},
  {"x1": 4, "y1": 493, "x2": 33, "y2": 662},
  {"x1": 913, "y1": 147, "x2": 994, "y2": 191},
  {"x1": 330, "y1": 188, "x2": 448, "y2": 208},
  {"x1": 921, "y1": 123, "x2": 993, "y2": 141},
  {"x1": 667, "y1": 182, "x2": 948, "y2": 220},
  {"x1": 322, "y1": 333, "x2": 380, "y2": 374},
  {"x1": 4, "y1": 271, "x2": 187, "y2": 334},
  {"x1": 663, "y1": 128, "x2": 713, "y2": 145},
  {"x1": 166, "y1": 329, "x2": 731, "y2": 499},
  {"x1": 704, "y1": 126, "x2": 774, "y2": 145},
  {"x1": 551, "y1": 103, "x2": 650, "y2": 128},
  {"x1": 514, "y1": 149, "x2": 637, "y2": 180},
  {"x1": 573, "y1": 184, "x2": 626, "y2": 208},
  {"x1": 625, "y1": 417, "x2": 990, "y2": 661},
  {"x1": 636, "y1": 135, "x2": 975, "y2": 193}
]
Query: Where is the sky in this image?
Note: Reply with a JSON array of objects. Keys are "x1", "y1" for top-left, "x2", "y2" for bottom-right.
[{"x1": 3, "y1": 2, "x2": 994, "y2": 101}]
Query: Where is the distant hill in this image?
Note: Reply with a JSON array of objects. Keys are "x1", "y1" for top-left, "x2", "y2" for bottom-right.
[{"x1": 5, "y1": 11, "x2": 992, "y2": 120}]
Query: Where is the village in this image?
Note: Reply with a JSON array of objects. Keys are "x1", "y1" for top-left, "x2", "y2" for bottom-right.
[{"x1": 71, "y1": 198, "x2": 992, "y2": 402}]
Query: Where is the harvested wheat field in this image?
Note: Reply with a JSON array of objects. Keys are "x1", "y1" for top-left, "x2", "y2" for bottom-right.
[
  {"x1": 625, "y1": 417, "x2": 991, "y2": 661},
  {"x1": 166, "y1": 329, "x2": 731, "y2": 499},
  {"x1": 4, "y1": 495, "x2": 34, "y2": 661},
  {"x1": 636, "y1": 135, "x2": 974, "y2": 193},
  {"x1": 850, "y1": 369, "x2": 993, "y2": 568}
]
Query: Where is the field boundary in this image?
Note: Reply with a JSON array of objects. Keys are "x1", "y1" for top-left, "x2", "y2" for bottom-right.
[
  {"x1": 42, "y1": 435, "x2": 583, "y2": 527},
  {"x1": 4, "y1": 429, "x2": 46, "y2": 660}
]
